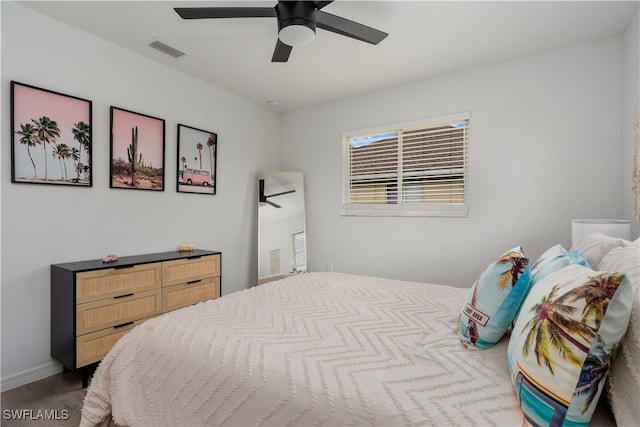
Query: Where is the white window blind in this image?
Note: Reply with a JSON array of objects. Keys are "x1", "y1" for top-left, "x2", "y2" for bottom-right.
[
  {"x1": 342, "y1": 113, "x2": 469, "y2": 217},
  {"x1": 292, "y1": 231, "x2": 306, "y2": 272}
]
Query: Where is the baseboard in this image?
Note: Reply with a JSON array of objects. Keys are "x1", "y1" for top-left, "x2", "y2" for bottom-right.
[{"x1": 1, "y1": 361, "x2": 62, "y2": 392}]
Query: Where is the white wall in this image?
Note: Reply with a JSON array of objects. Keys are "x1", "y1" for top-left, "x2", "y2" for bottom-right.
[
  {"x1": 622, "y1": 8, "x2": 640, "y2": 237},
  {"x1": 1, "y1": 2, "x2": 280, "y2": 381},
  {"x1": 280, "y1": 36, "x2": 627, "y2": 287},
  {"x1": 2, "y1": 1, "x2": 637, "y2": 388}
]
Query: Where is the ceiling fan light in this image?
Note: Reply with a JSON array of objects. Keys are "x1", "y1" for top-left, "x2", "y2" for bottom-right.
[{"x1": 279, "y1": 24, "x2": 315, "y2": 47}]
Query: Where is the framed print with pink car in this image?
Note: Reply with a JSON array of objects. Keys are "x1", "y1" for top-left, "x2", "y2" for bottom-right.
[{"x1": 177, "y1": 124, "x2": 217, "y2": 195}]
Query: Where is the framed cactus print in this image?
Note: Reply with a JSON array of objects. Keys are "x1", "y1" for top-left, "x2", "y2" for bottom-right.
[
  {"x1": 176, "y1": 124, "x2": 217, "y2": 195},
  {"x1": 11, "y1": 81, "x2": 92, "y2": 186},
  {"x1": 110, "y1": 106, "x2": 165, "y2": 191}
]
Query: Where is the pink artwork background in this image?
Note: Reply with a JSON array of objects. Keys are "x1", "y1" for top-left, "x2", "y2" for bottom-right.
[
  {"x1": 111, "y1": 108, "x2": 164, "y2": 168},
  {"x1": 12, "y1": 84, "x2": 90, "y2": 182}
]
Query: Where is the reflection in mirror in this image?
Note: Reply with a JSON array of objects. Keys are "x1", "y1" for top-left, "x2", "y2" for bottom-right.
[{"x1": 258, "y1": 171, "x2": 306, "y2": 285}]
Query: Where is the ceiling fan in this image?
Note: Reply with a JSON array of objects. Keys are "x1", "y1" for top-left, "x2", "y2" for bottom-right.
[
  {"x1": 174, "y1": 1, "x2": 388, "y2": 62},
  {"x1": 259, "y1": 179, "x2": 296, "y2": 208}
]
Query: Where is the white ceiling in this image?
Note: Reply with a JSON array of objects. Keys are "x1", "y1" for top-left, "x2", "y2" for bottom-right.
[{"x1": 20, "y1": 1, "x2": 638, "y2": 112}]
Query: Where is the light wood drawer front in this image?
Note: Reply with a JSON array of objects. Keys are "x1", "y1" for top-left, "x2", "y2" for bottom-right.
[
  {"x1": 162, "y1": 277, "x2": 220, "y2": 313},
  {"x1": 77, "y1": 263, "x2": 162, "y2": 303},
  {"x1": 76, "y1": 317, "x2": 151, "y2": 368},
  {"x1": 162, "y1": 255, "x2": 220, "y2": 287},
  {"x1": 76, "y1": 289, "x2": 161, "y2": 335}
]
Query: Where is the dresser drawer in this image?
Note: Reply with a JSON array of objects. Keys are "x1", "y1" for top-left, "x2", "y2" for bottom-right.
[
  {"x1": 162, "y1": 254, "x2": 220, "y2": 287},
  {"x1": 76, "y1": 263, "x2": 162, "y2": 304},
  {"x1": 76, "y1": 289, "x2": 161, "y2": 335},
  {"x1": 76, "y1": 317, "x2": 152, "y2": 368},
  {"x1": 162, "y1": 277, "x2": 220, "y2": 313}
]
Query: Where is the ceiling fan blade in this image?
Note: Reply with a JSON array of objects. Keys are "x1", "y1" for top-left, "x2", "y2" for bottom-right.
[
  {"x1": 267, "y1": 200, "x2": 282, "y2": 208},
  {"x1": 174, "y1": 7, "x2": 276, "y2": 20},
  {"x1": 272, "y1": 39, "x2": 293, "y2": 62},
  {"x1": 314, "y1": 1, "x2": 334, "y2": 10},
  {"x1": 316, "y1": 11, "x2": 388, "y2": 45},
  {"x1": 267, "y1": 189, "x2": 296, "y2": 198}
]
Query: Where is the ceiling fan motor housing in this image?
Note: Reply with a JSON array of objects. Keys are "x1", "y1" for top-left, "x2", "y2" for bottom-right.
[{"x1": 276, "y1": 1, "x2": 317, "y2": 46}]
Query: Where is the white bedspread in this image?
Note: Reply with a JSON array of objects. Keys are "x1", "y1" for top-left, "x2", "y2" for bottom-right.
[{"x1": 80, "y1": 272, "x2": 525, "y2": 427}]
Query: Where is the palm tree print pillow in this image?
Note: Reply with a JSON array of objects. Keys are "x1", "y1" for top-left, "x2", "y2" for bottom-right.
[
  {"x1": 458, "y1": 246, "x2": 531, "y2": 349},
  {"x1": 507, "y1": 264, "x2": 632, "y2": 427}
]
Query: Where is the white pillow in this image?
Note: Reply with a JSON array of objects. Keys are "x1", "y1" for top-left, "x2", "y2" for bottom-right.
[
  {"x1": 530, "y1": 244, "x2": 570, "y2": 282},
  {"x1": 571, "y1": 233, "x2": 633, "y2": 268},
  {"x1": 600, "y1": 245, "x2": 640, "y2": 427}
]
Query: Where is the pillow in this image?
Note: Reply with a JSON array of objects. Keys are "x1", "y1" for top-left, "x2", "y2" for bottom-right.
[
  {"x1": 530, "y1": 244, "x2": 592, "y2": 285},
  {"x1": 566, "y1": 250, "x2": 590, "y2": 268},
  {"x1": 507, "y1": 264, "x2": 633, "y2": 427},
  {"x1": 571, "y1": 233, "x2": 633, "y2": 269},
  {"x1": 458, "y1": 246, "x2": 531, "y2": 349},
  {"x1": 530, "y1": 244, "x2": 571, "y2": 284},
  {"x1": 600, "y1": 246, "x2": 640, "y2": 427},
  {"x1": 515, "y1": 245, "x2": 592, "y2": 327}
]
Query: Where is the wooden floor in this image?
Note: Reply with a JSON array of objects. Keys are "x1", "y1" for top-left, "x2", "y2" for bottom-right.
[{"x1": 0, "y1": 372, "x2": 85, "y2": 427}]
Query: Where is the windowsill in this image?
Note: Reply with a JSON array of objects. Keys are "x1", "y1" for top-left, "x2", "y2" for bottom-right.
[{"x1": 341, "y1": 203, "x2": 469, "y2": 218}]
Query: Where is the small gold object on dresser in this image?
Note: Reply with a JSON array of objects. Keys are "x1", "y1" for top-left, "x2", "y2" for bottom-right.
[{"x1": 51, "y1": 249, "x2": 221, "y2": 387}]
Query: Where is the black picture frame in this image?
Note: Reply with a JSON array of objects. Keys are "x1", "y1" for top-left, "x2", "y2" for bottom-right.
[
  {"x1": 11, "y1": 81, "x2": 92, "y2": 186},
  {"x1": 177, "y1": 124, "x2": 217, "y2": 195},
  {"x1": 110, "y1": 106, "x2": 165, "y2": 191}
]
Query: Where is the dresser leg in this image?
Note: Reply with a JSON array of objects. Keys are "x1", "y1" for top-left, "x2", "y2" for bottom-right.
[
  {"x1": 81, "y1": 364, "x2": 97, "y2": 388},
  {"x1": 82, "y1": 368, "x2": 90, "y2": 388}
]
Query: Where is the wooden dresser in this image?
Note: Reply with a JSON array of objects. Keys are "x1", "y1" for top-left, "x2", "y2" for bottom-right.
[{"x1": 51, "y1": 249, "x2": 221, "y2": 386}]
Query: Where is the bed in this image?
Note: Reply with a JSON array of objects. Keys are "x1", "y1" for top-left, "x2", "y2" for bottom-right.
[{"x1": 80, "y1": 234, "x2": 638, "y2": 427}]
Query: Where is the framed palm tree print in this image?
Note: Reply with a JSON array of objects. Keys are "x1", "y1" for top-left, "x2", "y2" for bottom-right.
[
  {"x1": 177, "y1": 124, "x2": 217, "y2": 195},
  {"x1": 11, "y1": 81, "x2": 92, "y2": 186},
  {"x1": 110, "y1": 107, "x2": 165, "y2": 191}
]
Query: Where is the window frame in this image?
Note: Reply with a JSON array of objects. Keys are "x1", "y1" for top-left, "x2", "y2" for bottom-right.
[{"x1": 341, "y1": 112, "x2": 469, "y2": 218}]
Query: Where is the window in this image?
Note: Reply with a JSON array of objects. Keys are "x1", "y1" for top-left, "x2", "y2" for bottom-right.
[
  {"x1": 342, "y1": 112, "x2": 469, "y2": 217},
  {"x1": 292, "y1": 231, "x2": 306, "y2": 272}
]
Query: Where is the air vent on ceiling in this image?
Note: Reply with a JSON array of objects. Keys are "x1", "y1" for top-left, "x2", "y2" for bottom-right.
[{"x1": 148, "y1": 38, "x2": 187, "y2": 58}]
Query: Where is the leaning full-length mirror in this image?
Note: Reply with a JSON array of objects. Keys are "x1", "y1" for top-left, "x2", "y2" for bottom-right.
[{"x1": 258, "y1": 171, "x2": 306, "y2": 285}]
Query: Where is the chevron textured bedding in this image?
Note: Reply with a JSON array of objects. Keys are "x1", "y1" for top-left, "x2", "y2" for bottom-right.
[{"x1": 79, "y1": 272, "x2": 527, "y2": 426}]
